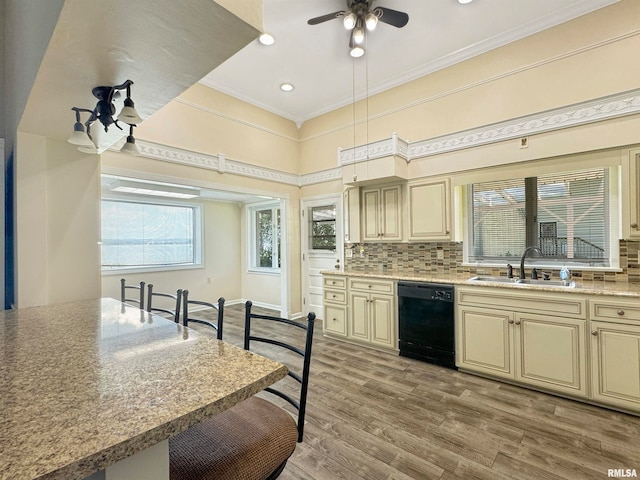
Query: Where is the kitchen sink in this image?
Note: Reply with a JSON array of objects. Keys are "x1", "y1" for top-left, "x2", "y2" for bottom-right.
[
  {"x1": 468, "y1": 276, "x2": 517, "y2": 284},
  {"x1": 468, "y1": 276, "x2": 578, "y2": 288}
]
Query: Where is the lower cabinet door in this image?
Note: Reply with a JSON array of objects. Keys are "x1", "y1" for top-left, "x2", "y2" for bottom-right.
[
  {"x1": 349, "y1": 292, "x2": 370, "y2": 342},
  {"x1": 591, "y1": 321, "x2": 640, "y2": 411},
  {"x1": 370, "y1": 294, "x2": 395, "y2": 349},
  {"x1": 324, "y1": 304, "x2": 347, "y2": 337},
  {"x1": 456, "y1": 306, "x2": 514, "y2": 379},
  {"x1": 515, "y1": 312, "x2": 587, "y2": 396}
]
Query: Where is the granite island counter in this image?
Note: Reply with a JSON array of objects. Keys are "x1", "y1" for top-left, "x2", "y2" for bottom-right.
[{"x1": 0, "y1": 298, "x2": 288, "y2": 480}]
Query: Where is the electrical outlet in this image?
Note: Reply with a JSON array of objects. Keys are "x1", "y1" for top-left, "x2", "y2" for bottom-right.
[
  {"x1": 437, "y1": 250, "x2": 444, "y2": 260},
  {"x1": 346, "y1": 249, "x2": 353, "y2": 258},
  {"x1": 359, "y1": 247, "x2": 365, "y2": 258}
]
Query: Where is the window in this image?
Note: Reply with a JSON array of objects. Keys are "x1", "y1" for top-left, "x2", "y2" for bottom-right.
[
  {"x1": 468, "y1": 168, "x2": 610, "y2": 266},
  {"x1": 248, "y1": 203, "x2": 281, "y2": 271},
  {"x1": 310, "y1": 205, "x2": 336, "y2": 251},
  {"x1": 101, "y1": 199, "x2": 202, "y2": 272}
]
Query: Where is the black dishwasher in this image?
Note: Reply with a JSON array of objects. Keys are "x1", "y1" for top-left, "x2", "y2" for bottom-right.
[{"x1": 397, "y1": 282, "x2": 456, "y2": 369}]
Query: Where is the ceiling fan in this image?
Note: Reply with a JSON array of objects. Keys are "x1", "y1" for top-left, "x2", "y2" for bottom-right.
[{"x1": 307, "y1": 0, "x2": 409, "y2": 57}]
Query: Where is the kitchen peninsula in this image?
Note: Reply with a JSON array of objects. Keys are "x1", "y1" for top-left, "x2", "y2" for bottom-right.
[{"x1": 0, "y1": 298, "x2": 288, "y2": 480}]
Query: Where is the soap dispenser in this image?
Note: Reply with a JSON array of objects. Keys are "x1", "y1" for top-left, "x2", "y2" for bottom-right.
[{"x1": 559, "y1": 266, "x2": 570, "y2": 284}]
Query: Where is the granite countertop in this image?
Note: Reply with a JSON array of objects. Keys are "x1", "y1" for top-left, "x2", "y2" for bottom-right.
[
  {"x1": 0, "y1": 298, "x2": 288, "y2": 480},
  {"x1": 322, "y1": 269, "x2": 640, "y2": 298}
]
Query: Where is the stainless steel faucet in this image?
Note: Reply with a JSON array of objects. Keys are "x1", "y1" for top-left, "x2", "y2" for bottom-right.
[{"x1": 519, "y1": 246, "x2": 542, "y2": 280}]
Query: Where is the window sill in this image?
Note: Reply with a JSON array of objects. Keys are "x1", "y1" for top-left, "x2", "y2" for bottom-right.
[
  {"x1": 462, "y1": 262, "x2": 622, "y2": 273},
  {"x1": 246, "y1": 268, "x2": 281, "y2": 276},
  {"x1": 102, "y1": 264, "x2": 204, "y2": 276}
]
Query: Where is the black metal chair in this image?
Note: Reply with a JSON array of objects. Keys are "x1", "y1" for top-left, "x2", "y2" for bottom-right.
[
  {"x1": 146, "y1": 284, "x2": 182, "y2": 323},
  {"x1": 169, "y1": 301, "x2": 316, "y2": 480},
  {"x1": 120, "y1": 278, "x2": 145, "y2": 308},
  {"x1": 181, "y1": 290, "x2": 225, "y2": 340}
]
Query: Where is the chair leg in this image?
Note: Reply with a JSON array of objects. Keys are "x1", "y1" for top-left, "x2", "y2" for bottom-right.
[{"x1": 265, "y1": 459, "x2": 288, "y2": 480}]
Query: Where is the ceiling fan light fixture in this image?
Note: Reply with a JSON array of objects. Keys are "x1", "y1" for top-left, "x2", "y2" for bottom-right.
[
  {"x1": 352, "y1": 26, "x2": 365, "y2": 45},
  {"x1": 350, "y1": 45, "x2": 365, "y2": 58},
  {"x1": 365, "y1": 11, "x2": 378, "y2": 30},
  {"x1": 343, "y1": 12, "x2": 357, "y2": 29}
]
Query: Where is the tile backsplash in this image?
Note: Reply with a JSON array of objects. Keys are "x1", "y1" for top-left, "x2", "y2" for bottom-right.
[{"x1": 344, "y1": 240, "x2": 640, "y2": 284}]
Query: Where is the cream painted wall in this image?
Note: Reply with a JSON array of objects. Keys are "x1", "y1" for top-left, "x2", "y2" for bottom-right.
[
  {"x1": 297, "y1": 0, "x2": 640, "y2": 177},
  {"x1": 101, "y1": 199, "x2": 243, "y2": 306},
  {"x1": 15, "y1": 133, "x2": 101, "y2": 307}
]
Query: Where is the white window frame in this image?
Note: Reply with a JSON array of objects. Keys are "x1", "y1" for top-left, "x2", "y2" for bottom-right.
[
  {"x1": 461, "y1": 165, "x2": 620, "y2": 271},
  {"x1": 246, "y1": 201, "x2": 281, "y2": 274},
  {"x1": 100, "y1": 195, "x2": 204, "y2": 275}
]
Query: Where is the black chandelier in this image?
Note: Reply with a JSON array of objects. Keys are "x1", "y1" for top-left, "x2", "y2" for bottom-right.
[{"x1": 67, "y1": 79, "x2": 142, "y2": 155}]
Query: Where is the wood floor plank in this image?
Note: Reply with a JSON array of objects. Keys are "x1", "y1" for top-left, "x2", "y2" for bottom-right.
[{"x1": 189, "y1": 305, "x2": 640, "y2": 480}]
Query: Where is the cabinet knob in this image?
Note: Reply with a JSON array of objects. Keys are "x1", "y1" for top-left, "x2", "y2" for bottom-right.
[
  {"x1": 332, "y1": 318, "x2": 337, "y2": 322},
  {"x1": 332, "y1": 294, "x2": 336, "y2": 298},
  {"x1": 508, "y1": 320, "x2": 515, "y2": 324},
  {"x1": 632, "y1": 223, "x2": 638, "y2": 229},
  {"x1": 617, "y1": 310, "x2": 625, "y2": 316},
  {"x1": 515, "y1": 320, "x2": 521, "y2": 325},
  {"x1": 591, "y1": 330, "x2": 598, "y2": 336},
  {"x1": 331, "y1": 281, "x2": 336, "y2": 285},
  {"x1": 368, "y1": 285, "x2": 372, "y2": 288}
]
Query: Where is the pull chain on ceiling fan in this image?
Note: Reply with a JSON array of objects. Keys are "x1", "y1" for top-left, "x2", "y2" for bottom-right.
[{"x1": 307, "y1": 0, "x2": 409, "y2": 57}]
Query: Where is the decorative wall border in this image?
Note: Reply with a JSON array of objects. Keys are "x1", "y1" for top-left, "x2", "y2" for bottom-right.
[
  {"x1": 125, "y1": 140, "x2": 341, "y2": 187},
  {"x1": 408, "y1": 88, "x2": 640, "y2": 159},
  {"x1": 338, "y1": 88, "x2": 640, "y2": 166},
  {"x1": 114, "y1": 88, "x2": 640, "y2": 186}
]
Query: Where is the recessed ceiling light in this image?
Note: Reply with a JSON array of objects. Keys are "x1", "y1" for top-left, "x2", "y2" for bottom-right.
[
  {"x1": 458, "y1": 0, "x2": 473, "y2": 3},
  {"x1": 280, "y1": 83, "x2": 294, "y2": 92},
  {"x1": 259, "y1": 33, "x2": 275, "y2": 45}
]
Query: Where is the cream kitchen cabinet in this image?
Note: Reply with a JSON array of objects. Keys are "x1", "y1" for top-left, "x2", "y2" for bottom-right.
[
  {"x1": 322, "y1": 275, "x2": 347, "y2": 337},
  {"x1": 322, "y1": 274, "x2": 397, "y2": 351},
  {"x1": 623, "y1": 148, "x2": 640, "y2": 238},
  {"x1": 348, "y1": 278, "x2": 396, "y2": 350},
  {"x1": 407, "y1": 177, "x2": 452, "y2": 241},
  {"x1": 361, "y1": 184, "x2": 402, "y2": 241},
  {"x1": 589, "y1": 297, "x2": 640, "y2": 411},
  {"x1": 456, "y1": 287, "x2": 588, "y2": 397}
]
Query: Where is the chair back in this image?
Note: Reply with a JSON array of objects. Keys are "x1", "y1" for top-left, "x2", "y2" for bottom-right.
[
  {"x1": 181, "y1": 290, "x2": 225, "y2": 340},
  {"x1": 146, "y1": 284, "x2": 182, "y2": 323},
  {"x1": 120, "y1": 278, "x2": 145, "y2": 308},
  {"x1": 244, "y1": 300, "x2": 315, "y2": 442}
]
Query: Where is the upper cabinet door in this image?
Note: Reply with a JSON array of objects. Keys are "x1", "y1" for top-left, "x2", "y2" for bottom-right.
[
  {"x1": 407, "y1": 178, "x2": 452, "y2": 241},
  {"x1": 361, "y1": 184, "x2": 403, "y2": 241}
]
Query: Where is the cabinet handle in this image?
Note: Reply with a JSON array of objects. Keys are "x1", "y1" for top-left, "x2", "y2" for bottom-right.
[
  {"x1": 591, "y1": 330, "x2": 598, "y2": 336},
  {"x1": 617, "y1": 310, "x2": 625, "y2": 316},
  {"x1": 632, "y1": 223, "x2": 638, "y2": 229},
  {"x1": 508, "y1": 320, "x2": 514, "y2": 324},
  {"x1": 515, "y1": 320, "x2": 521, "y2": 325}
]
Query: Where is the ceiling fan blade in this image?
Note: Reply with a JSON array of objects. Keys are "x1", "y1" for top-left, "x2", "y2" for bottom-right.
[
  {"x1": 374, "y1": 6, "x2": 409, "y2": 28},
  {"x1": 307, "y1": 10, "x2": 346, "y2": 25}
]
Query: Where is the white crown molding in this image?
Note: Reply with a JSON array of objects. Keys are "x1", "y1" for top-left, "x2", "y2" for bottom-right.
[{"x1": 409, "y1": 88, "x2": 640, "y2": 159}]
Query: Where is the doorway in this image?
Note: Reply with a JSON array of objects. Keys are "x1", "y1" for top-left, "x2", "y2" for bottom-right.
[{"x1": 301, "y1": 194, "x2": 343, "y2": 318}]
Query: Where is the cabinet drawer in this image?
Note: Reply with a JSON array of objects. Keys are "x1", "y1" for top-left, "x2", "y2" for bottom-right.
[
  {"x1": 324, "y1": 304, "x2": 347, "y2": 337},
  {"x1": 590, "y1": 298, "x2": 640, "y2": 324},
  {"x1": 348, "y1": 278, "x2": 395, "y2": 295},
  {"x1": 457, "y1": 287, "x2": 587, "y2": 319},
  {"x1": 324, "y1": 289, "x2": 347, "y2": 304},
  {"x1": 323, "y1": 276, "x2": 346, "y2": 289}
]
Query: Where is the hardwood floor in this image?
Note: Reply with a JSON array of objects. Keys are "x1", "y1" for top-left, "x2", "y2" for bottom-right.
[{"x1": 191, "y1": 303, "x2": 640, "y2": 480}]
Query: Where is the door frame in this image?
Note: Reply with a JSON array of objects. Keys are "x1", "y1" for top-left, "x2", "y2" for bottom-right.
[{"x1": 300, "y1": 193, "x2": 343, "y2": 317}]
